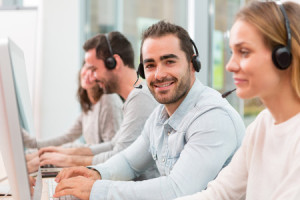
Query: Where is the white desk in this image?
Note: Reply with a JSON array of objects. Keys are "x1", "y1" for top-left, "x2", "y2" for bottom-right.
[
  {"x1": 0, "y1": 152, "x2": 7, "y2": 182},
  {"x1": 0, "y1": 181, "x2": 49, "y2": 200},
  {"x1": 0, "y1": 152, "x2": 49, "y2": 200},
  {"x1": 0, "y1": 152, "x2": 12, "y2": 199}
]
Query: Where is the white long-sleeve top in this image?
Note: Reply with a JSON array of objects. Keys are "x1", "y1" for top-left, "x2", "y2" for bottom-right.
[
  {"x1": 176, "y1": 109, "x2": 300, "y2": 200},
  {"x1": 23, "y1": 93, "x2": 123, "y2": 148}
]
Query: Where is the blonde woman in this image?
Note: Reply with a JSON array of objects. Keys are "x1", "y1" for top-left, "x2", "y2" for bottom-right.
[{"x1": 176, "y1": 1, "x2": 300, "y2": 199}]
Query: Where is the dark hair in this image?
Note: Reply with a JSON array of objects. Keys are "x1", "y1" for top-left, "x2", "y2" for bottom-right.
[
  {"x1": 83, "y1": 31, "x2": 135, "y2": 69},
  {"x1": 140, "y1": 20, "x2": 194, "y2": 63},
  {"x1": 236, "y1": 1, "x2": 300, "y2": 98},
  {"x1": 77, "y1": 62, "x2": 103, "y2": 113}
]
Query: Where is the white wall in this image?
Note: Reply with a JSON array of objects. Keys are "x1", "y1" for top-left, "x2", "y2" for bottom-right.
[
  {"x1": 0, "y1": 9, "x2": 37, "y2": 101},
  {"x1": 0, "y1": 1, "x2": 81, "y2": 139},
  {"x1": 0, "y1": 2, "x2": 82, "y2": 141},
  {"x1": 35, "y1": 0, "x2": 81, "y2": 139}
]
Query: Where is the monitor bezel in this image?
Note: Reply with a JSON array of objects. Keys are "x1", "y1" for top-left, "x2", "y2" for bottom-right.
[{"x1": 0, "y1": 37, "x2": 32, "y2": 200}]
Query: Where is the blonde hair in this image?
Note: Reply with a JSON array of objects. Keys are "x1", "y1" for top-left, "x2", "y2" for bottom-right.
[{"x1": 236, "y1": 1, "x2": 300, "y2": 98}]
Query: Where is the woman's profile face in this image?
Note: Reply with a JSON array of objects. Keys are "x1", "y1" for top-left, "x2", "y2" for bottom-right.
[
  {"x1": 80, "y1": 65, "x2": 97, "y2": 90},
  {"x1": 226, "y1": 19, "x2": 287, "y2": 100}
]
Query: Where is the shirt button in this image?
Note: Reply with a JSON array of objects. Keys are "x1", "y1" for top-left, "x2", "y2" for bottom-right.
[
  {"x1": 162, "y1": 158, "x2": 165, "y2": 163},
  {"x1": 168, "y1": 132, "x2": 171, "y2": 136},
  {"x1": 153, "y1": 154, "x2": 157, "y2": 160}
]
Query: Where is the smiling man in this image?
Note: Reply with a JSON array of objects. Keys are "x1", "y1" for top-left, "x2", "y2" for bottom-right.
[{"x1": 53, "y1": 21, "x2": 245, "y2": 200}]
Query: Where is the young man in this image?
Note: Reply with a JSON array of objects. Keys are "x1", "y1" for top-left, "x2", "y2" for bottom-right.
[
  {"x1": 38, "y1": 32, "x2": 158, "y2": 170},
  {"x1": 53, "y1": 21, "x2": 245, "y2": 200}
]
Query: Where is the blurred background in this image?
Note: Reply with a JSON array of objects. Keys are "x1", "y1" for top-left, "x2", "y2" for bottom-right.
[{"x1": 1, "y1": 0, "x2": 282, "y2": 139}]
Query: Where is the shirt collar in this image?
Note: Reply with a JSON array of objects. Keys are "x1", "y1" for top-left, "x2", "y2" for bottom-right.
[{"x1": 158, "y1": 79, "x2": 204, "y2": 131}]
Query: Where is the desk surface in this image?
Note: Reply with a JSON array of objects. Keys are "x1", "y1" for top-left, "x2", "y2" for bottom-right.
[
  {"x1": 0, "y1": 179, "x2": 49, "y2": 200},
  {"x1": 0, "y1": 152, "x2": 7, "y2": 181},
  {"x1": 0, "y1": 152, "x2": 11, "y2": 199},
  {"x1": 0, "y1": 152, "x2": 50, "y2": 200}
]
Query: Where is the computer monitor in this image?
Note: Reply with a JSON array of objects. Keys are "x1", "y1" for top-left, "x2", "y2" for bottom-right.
[{"x1": 0, "y1": 38, "x2": 41, "y2": 200}]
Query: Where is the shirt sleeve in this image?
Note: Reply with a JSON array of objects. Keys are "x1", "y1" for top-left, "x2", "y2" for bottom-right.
[
  {"x1": 97, "y1": 94, "x2": 123, "y2": 142},
  {"x1": 89, "y1": 108, "x2": 244, "y2": 200},
  {"x1": 36, "y1": 115, "x2": 83, "y2": 148},
  {"x1": 90, "y1": 142, "x2": 114, "y2": 155},
  {"x1": 89, "y1": 133, "x2": 157, "y2": 199},
  {"x1": 175, "y1": 122, "x2": 254, "y2": 200},
  {"x1": 22, "y1": 129, "x2": 37, "y2": 148},
  {"x1": 91, "y1": 91, "x2": 157, "y2": 165}
]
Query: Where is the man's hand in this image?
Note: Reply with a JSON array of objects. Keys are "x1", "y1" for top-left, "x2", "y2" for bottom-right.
[
  {"x1": 39, "y1": 152, "x2": 93, "y2": 167},
  {"x1": 27, "y1": 154, "x2": 40, "y2": 173},
  {"x1": 39, "y1": 152, "x2": 74, "y2": 167},
  {"x1": 39, "y1": 146, "x2": 74, "y2": 156},
  {"x1": 53, "y1": 176, "x2": 95, "y2": 200},
  {"x1": 55, "y1": 166, "x2": 101, "y2": 183},
  {"x1": 39, "y1": 146, "x2": 93, "y2": 156},
  {"x1": 26, "y1": 151, "x2": 38, "y2": 161},
  {"x1": 28, "y1": 176, "x2": 36, "y2": 196}
]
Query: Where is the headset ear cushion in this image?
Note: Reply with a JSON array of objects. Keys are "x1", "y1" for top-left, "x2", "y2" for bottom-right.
[
  {"x1": 105, "y1": 57, "x2": 117, "y2": 70},
  {"x1": 272, "y1": 45, "x2": 292, "y2": 70},
  {"x1": 192, "y1": 55, "x2": 201, "y2": 72},
  {"x1": 138, "y1": 63, "x2": 145, "y2": 79}
]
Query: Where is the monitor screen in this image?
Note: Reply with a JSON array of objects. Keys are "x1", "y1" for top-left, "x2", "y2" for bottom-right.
[
  {"x1": 0, "y1": 38, "x2": 41, "y2": 200},
  {"x1": 9, "y1": 39, "x2": 35, "y2": 135}
]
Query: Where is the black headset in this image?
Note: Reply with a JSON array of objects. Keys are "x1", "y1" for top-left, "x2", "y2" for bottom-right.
[
  {"x1": 104, "y1": 34, "x2": 117, "y2": 70},
  {"x1": 272, "y1": 1, "x2": 292, "y2": 70},
  {"x1": 137, "y1": 39, "x2": 201, "y2": 79}
]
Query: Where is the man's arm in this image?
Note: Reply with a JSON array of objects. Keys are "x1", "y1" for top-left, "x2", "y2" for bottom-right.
[
  {"x1": 90, "y1": 108, "x2": 244, "y2": 200},
  {"x1": 91, "y1": 134, "x2": 155, "y2": 181},
  {"x1": 39, "y1": 146, "x2": 93, "y2": 156},
  {"x1": 91, "y1": 90, "x2": 158, "y2": 165},
  {"x1": 39, "y1": 152, "x2": 94, "y2": 167},
  {"x1": 174, "y1": 146, "x2": 248, "y2": 200},
  {"x1": 53, "y1": 133, "x2": 155, "y2": 199},
  {"x1": 39, "y1": 90, "x2": 157, "y2": 168},
  {"x1": 97, "y1": 94, "x2": 123, "y2": 142}
]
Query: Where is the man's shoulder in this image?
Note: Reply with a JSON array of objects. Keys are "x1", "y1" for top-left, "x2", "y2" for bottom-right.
[
  {"x1": 100, "y1": 93, "x2": 123, "y2": 105},
  {"x1": 123, "y1": 84, "x2": 159, "y2": 117},
  {"x1": 194, "y1": 86, "x2": 229, "y2": 110},
  {"x1": 187, "y1": 80, "x2": 229, "y2": 111},
  {"x1": 188, "y1": 86, "x2": 244, "y2": 126},
  {"x1": 127, "y1": 84, "x2": 156, "y2": 103}
]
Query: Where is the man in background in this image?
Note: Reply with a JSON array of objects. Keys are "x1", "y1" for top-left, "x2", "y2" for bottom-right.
[{"x1": 39, "y1": 32, "x2": 158, "y2": 177}]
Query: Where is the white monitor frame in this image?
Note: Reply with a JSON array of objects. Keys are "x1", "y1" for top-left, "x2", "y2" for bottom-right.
[{"x1": 0, "y1": 38, "x2": 32, "y2": 200}]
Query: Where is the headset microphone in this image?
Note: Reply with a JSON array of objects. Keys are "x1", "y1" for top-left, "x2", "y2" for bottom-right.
[
  {"x1": 133, "y1": 71, "x2": 143, "y2": 89},
  {"x1": 134, "y1": 84, "x2": 143, "y2": 89},
  {"x1": 222, "y1": 88, "x2": 236, "y2": 98}
]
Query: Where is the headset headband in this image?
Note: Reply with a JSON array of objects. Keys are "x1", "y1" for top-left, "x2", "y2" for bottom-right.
[
  {"x1": 275, "y1": 1, "x2": 291, "y2": 51},
  {"x1": 105, "y1": 34, "x2": 114, "y2": 56}
]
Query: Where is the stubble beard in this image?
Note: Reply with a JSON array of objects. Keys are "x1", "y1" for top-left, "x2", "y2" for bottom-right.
[{"x1": 149, "y1": 66, "x2": 191, "y2": 105}]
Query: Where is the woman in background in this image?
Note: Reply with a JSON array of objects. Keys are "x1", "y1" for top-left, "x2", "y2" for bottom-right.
[
  {"x1": 25, "y1": 63, "x2": 123, "y2": 172},
  {"x1": 176, "y1": 1, "x2": 300, "y2": 199},
  {"x1": 24, "y1": 63, "x2": 123, "y2": 148}
]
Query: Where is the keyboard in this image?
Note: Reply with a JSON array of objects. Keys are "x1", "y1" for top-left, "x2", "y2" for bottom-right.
[
  {"x1": 41, "y1": 164, "x2": 56, "y2": 168},
  {"x1": 47, "y1": 178, "x2": 80, "y2": 200}
]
